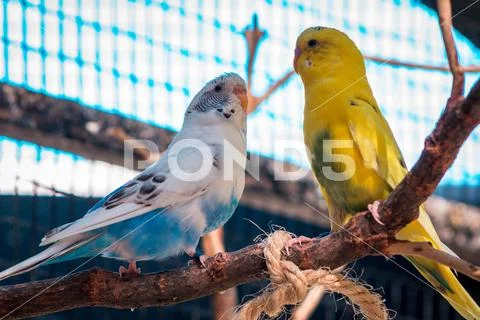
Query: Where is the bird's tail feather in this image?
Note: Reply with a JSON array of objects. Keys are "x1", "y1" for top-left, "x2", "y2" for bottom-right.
[
  {"x1": 41, "y1": 222, "x2": 73, "y2": 245},
  {"x1": 406, "y1": 256, "x2": 480, "y2": 320},
  {"x1": 397, "y1": 207, "x2": 480, "y2": 320},
  {"x1": 0, "y1": 235, "x2": 97, "y2": 281}
]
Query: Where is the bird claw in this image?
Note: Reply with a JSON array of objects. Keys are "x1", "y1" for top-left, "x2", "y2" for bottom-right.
[
  {"x1": 188, "y1": 254, "x2": 208, "y2": 268},
  {"x1": 119, "y1": 261, "x2": 141, "y2": 278},
  {"x1": 285, "y1": 236, "x2": 313, "y2": 255},
  {"x1": 367, "y1": 200, "x2": 385, "y2": 225},
  {"x1": 186, "y1": 247, "x2": 208, "y2": 268}
]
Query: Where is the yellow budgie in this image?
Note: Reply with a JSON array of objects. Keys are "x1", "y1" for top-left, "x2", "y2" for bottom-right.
[{"x1": 294, "y1": 27, "x2": 479, "y2": 319}]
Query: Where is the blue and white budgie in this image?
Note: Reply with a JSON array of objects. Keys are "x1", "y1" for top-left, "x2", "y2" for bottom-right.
[{"x1": 0, "y1": 73, "x2": 248, "y2": 280}]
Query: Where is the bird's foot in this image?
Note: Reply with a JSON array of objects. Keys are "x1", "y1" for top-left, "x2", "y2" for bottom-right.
[
  {"x1": 367, "y1": 200, "x2": 385, "y2": 225},
  {"x1": 188, "y1": 255, "x2": 208, "y2": 267},
  {"x1": 285, "y1": 236, "x2": 314, "y2": 255},
  {"x1": 186, "y1": 248, "x2": 209, "y2": 268},
  {"x1": 119, "y1": 261, "x2": 141, "y2": 278}
]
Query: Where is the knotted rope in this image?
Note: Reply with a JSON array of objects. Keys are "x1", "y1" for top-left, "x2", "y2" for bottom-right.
[{"x1": 232, "y1": 231, "x2": 389, "y2": 320}]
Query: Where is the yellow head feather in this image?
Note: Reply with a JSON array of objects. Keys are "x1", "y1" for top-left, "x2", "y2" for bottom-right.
[
  {"x1": 294, "y1": 27, "x2": 366, "y2": 84},
  {"x1": 294, "y1": 27, "x2": 376, "y2": 114}
]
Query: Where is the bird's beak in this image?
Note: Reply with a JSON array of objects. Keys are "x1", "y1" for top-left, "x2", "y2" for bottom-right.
[
  {"x1": 233, "y1": 86, "x2": 248, "y2": 111},
  {"x1": 293, "y1": 46, "x2": 302, "y2": 74}
]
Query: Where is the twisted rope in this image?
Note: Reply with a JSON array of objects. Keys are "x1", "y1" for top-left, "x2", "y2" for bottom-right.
[{"x1": 232, "y1": 231, "x2": 389, "y2": 320}]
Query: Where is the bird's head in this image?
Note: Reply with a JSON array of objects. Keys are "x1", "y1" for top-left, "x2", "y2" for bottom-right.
[
  {"x1": 185, "y1": 73, "x2": 247, "y2": 129},
  {"x1": 293, "y1": 27, "x2": 366, "y2": 84}
]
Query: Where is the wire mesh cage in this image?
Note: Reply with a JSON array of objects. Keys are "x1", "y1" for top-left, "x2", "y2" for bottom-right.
[
  {"x1": 1, "y1": 0, "x2": 479, "y2": 200},
  {"x1": 0, "y1": 0, "x2": 479, "y2": 319}
]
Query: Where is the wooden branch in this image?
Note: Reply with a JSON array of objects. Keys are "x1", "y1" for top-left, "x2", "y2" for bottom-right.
[
  {"x1": 437, "y1": 0, "x2": 465, "y2": 103},
  {"x1": 1, "y1": 77, "x2": 478, "y2": 319},
  {"x1": 0, "y1": 234, "x2": 358, "y2": 320},
  {"x1": 385, "y1": 241, "x2": 480, "y2": 282},
  {"x1": 201, "y1": 228, "x2": 238, "y2": 320},
  {"x1": 364, "y1": 55, "x2": 480, "y2": 73},
  {"x1": 243, "y1": 14, "x2": 265, "y2": 96},
  {"x1": 0, "y1": 84, "x2": 174, "y2": 168},
  {"x1": 249, "y1": 71, "x2": 295, "y2": 110},
  {"x1": 105, "y1": 127, "x2": 161, "y2": 162},
  {"x1": 242, "y1": 15, "x2": 294, "y2": 114}
]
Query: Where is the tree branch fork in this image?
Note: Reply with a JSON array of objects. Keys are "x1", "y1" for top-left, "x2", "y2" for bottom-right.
[{"x1": 0, "y1": 77, "x2": 479, "y2": 319}]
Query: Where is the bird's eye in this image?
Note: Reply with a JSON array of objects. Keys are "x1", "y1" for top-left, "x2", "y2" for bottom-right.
[
  {"x1": 214, "y1": 84, "x2": 222, "y2": 92},
  {"x1": 307, "y1": 39, "x2": 318, "y2": 47},
  {"x1": 216, "y1": 108, "x2": 223, "y2": 112}
]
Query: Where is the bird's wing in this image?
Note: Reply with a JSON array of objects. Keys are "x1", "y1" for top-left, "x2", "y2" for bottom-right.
[
  {"x1": 346, "y1": 97, "x2": 408, "y2": 188},
  {"x1": 347, "y1": 98, "x2": 456, "y2": 263},
  {"x1": 40, "y1": 144, "x2": 220, "y2": 246}
]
